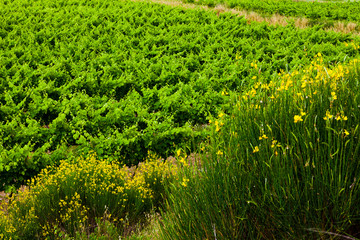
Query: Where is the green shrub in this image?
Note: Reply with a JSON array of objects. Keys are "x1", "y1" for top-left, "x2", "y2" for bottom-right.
[{"x1": 0, "y1": 153, "x2": 178, "y2": 239}]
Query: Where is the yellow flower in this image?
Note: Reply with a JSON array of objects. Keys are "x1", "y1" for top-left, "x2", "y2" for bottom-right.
[
  {"x1": 253, "y1": 146, "x2": 259, "y2": 153},
  {"x1": 252, "y1": 76, "x2": 257, "y2": 80},
  {"x1": 181, "y1": 178, "x2": 189, "y2": 187},
  {"x1": 217, "y1": 150, "x2": 223, "y2": 156},
  {"x1": 339, "y1": 112, "x2": 348, "y2": 121},
  {"x1": 221, "y1": 90, "x2": 229, "y2": 96},
  {"x1": 331, "y1": 92, "x2": 337, "y2": 100},
  {"x1": 176, "y1": 149, "x2": 181, "y2": 157},
  {"x1": 294, "y1": 115, "x2": 303, "y2": 123},
  {"x1": 271, "y1": 140, "x2": 277, "y2": 148},
  {"x1": 250, "y1": 88, "x2": 256, "y2": 96},
  {"x1": 215, "y1": 121, "x2": 221, "y2": 132},
  {"x1": 344, "y1": 129, "x2": 350, "y2": 136},
  {"x1": 259, "y1": 134, "x2": 268, "y2": 140},
  {"x1": 323, "y1": 110, "x2": 333, "y2": 120}
]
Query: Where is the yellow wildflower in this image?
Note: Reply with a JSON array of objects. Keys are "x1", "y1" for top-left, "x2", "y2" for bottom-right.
[
  {"x1": 179, "y1": 157, "x2": 187, "y2": 165},
  {"x1": 251, "y1": 62, "x2": 258, "y2": 69},
  {"x1": 181, "y1": 178, "x2": 189, "y2": 187},
  {"x1": 215, "y1": 120, "x2": 221, "y2": 132},
  {"x1": 253, "y1": 146, "x2": 259, "y2": 153},
  {"x1": 339, "y1": 111, "x2": 348, "y2": 121},
  {"x1": 294, "y1": 115, "x2": 303, "y2": 123},
  {"x1": 331, "y1": 92, "x2": 337, "y2": 100},
  {"x1": 250, "y1": 88, "x2": 256, "y2": 96},
  {"x1": 259, "y1": 134, "x2": 268, "y2": 140},
  {"x1": 323, "y1": 110, "x2": 333, "y2": 120},
  {"x1": 221, "y1": 90, "x2": 228, "y2": 96}
]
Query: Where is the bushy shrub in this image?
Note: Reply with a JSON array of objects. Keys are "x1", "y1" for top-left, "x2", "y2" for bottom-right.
[{"x1": 0, "y1": 153, "x2": 178, "y2": 239}]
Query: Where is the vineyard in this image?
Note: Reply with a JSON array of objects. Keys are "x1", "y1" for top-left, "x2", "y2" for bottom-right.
[
  {"x1": 184, "y1": 0, "x2": 360, "y2": 23},
  {"x1": 1, "y1": 0, "x2": 360, "y2": 239}
]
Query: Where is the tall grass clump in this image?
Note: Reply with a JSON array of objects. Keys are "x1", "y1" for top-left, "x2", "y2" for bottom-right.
[
  {"x1": 0, "y1": 153, "x2": 178, "y2": 239},
  {"x1": 159, "y1": 56, "x2": 360, "y2": 239}
]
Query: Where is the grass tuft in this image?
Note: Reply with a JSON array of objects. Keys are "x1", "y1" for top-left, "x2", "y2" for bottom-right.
[{"x1": 158, "y1": 57, "x2": 360, "y2": 239}]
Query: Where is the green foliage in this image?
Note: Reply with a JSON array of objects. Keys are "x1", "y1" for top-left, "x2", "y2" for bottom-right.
[
  {"x1": 1, "y1": 0, "x2": 360, "y2": 191},
  {"x1": 159, "y1": 59, "x2": 360, "y2": 239}
]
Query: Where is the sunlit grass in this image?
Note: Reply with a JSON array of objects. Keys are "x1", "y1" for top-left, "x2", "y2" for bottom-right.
[{"x1": 159, "y1": 57, "x2": 360, "y2": 239}]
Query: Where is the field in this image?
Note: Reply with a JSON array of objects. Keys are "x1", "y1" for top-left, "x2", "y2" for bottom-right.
[
  {"x1": 184, "y1": 0, "x2": 360, "y2": 23},
  {"x1": 1, "y1": 0, "x2": 360, "y2": 239}
]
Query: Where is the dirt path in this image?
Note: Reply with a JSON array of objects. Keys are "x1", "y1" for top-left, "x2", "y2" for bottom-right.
[{"x1": 130, "y1": 0, "x2": 360, "y2": 36}]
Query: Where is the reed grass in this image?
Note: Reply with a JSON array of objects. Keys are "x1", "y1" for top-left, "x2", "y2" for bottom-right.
[{"x1": 159, "y1": 56, "x2": 360, "y2": 239}]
